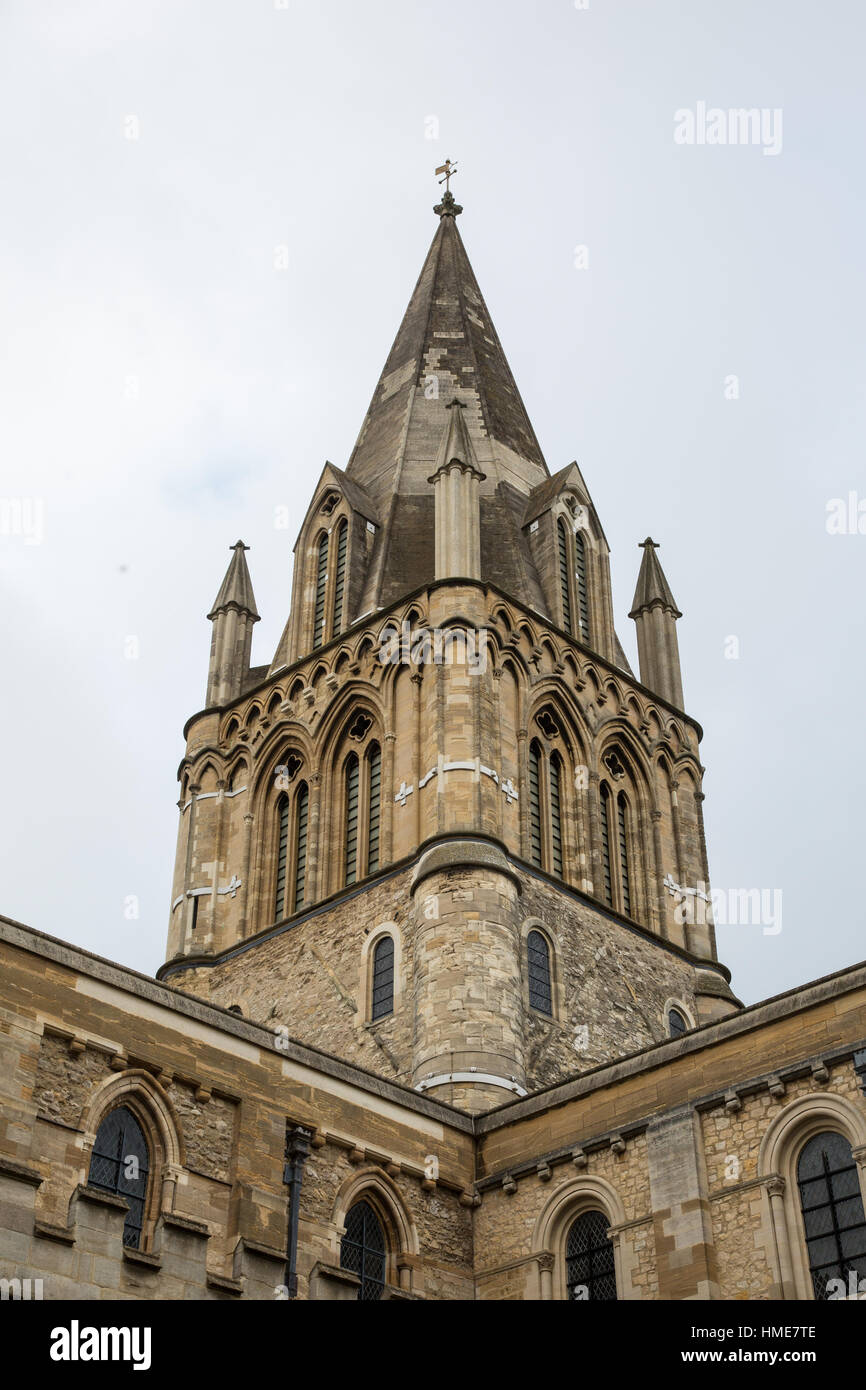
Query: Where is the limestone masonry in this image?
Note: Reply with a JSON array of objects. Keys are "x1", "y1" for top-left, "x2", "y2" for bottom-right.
[{"x1": 1, "y1": 189, "x2": 864, "y2": 1300}]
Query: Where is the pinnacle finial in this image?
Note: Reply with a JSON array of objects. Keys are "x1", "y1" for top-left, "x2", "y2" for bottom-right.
[
  {"x1": 640, "y1": 537, "x2": 660, "y2": 550},
  {"x1": 434, "y1": 158, "x2": 462, "y2": 218},
  {"x1": 232, "y1": 540, "x2": 251, "y2": 552}
]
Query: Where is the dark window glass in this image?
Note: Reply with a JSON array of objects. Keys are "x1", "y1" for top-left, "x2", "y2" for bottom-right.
[
  {"x1": 340, "y1": 1200, "x2": 387, "y2": 1300},
  {"x1": 371, "y1": 936, "x2": 395, "y2": 1021},
  {"x1": 668, "y1": 1008, "x2": 688, "y2": 1038},
  {"x1": 527, "y1": 930, "x2": 553, "y2": 1016},
  {"x1": 797, "y1": 1132, "x2": 866, "y2": 1300},
  {"x1": 566, "y1": 1210, "x2": 617, "y2": 1301},
  {"x1": 88, "y1": 1106, "x2": 150, "y2": 1250}
]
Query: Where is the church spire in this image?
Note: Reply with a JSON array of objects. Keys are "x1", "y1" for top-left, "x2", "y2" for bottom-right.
[
  {"x1": 344, "y1": 174, "x2": 548, "y2": 613},
  {"x1": 206, "y1": 542, "x2": 260, "y2": 707},
  {"x1": 629, "y1": 539, "x2": 684, "y2": 709}
]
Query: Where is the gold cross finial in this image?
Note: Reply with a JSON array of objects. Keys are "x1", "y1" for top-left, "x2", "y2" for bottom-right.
[{"x1": 435, "y1": 159, "x2": 458, "y2": 193}]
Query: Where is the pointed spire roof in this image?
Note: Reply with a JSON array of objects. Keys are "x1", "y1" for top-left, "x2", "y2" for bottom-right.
[
  {"x1": 629, "y1": 539, "x2": 682, "y2": 619},
  {"x1": 209, "y1": 541, "x2": 260, "y2": 622},
  {"x1": 346, "y1": 206, "x2": 548, "y2": 506}
]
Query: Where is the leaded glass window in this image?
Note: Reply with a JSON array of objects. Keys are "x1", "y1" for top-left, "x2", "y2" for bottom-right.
[
  {"x1": 340, "y1": 1200, "x2": 387, "y2": 1300},
  {"x1": 527, "y1": 930, "x2": 553, "y2": 1016},
  {"x1": 797, "y1": 1131, "x2": 866, "y2": 1300},
  {"x1": 668, "y1": 1007, "x2": 688, "y2": 1038},
  {"x1": 371, "y1": 936, "x2": 395, "y2": 1021},
  {"x1": 88, "y1": 1106, "x2": 150, "y2": 1250},
  {"x1": 566, "y1": 1209, "x2": 617, "y2": 1301}
]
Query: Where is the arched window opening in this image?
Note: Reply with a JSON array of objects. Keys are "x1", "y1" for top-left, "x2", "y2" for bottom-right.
[
  {"x1": 527, "y1": 930, "x2": 553, "y2": 1017},
  {"x1": 332, "y1": 520, "x2": 348, "y2": 639},
  {"x1": 367, "y1": 744, "x2": 381, "y2": 874},
  {"x1": 274, "y1": 795, "x2": 290, "y2": 921},
  {"x1": 557, "y1": 520, "x2": 572, "y2": 634},
  {"x1": 340, "y1": 1200, "x2": 387, "y2": 1301},
  {"x1": 371, "y1": 936, "x2": 395, "y2": 1021},
  {"x1": 575, "y1": 530, "x2": 590, "y2": 643},
  {"x1": 345, "y1": 755, "x2": 360, "y2": 886},
  {"x1": 797, "y1": 1132, "x2": 866, "y2": 1300},
  {"x1": 668, "y1": 1007, "x2": 688, "y2": 1038},
  {"x1": 529, "y1": 742, "x2": 543, "y2": 868},
  {"x1": 617, "y1": 792, "x2": 632, "y2": 917},
  {"x1": 294, "y1": 783, "x2": 309, "y2": 910},
  {"x1": 600, "y1": 784, "x2": 613, "y2": 906},
  {"x1": 313, "y1": 533, "x2": 329, "y2": 650},
  {"x1": 88, "y1": 1106, "x2": 151, "y2": 1250},
  {"x1": 566, "y1": 1210, "x2": 617, "y2": 1301},
  {"x1": 549, "y1": 754, "x2": 564, "y2": 877}
]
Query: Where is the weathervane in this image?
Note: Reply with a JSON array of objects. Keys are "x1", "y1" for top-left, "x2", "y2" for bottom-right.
[
  {"x1": 436, "y1": 159, "x2": 458, "y2": 193},
  {"x1": 434, "y1": 159, "x2": 463, "y2": 219}
]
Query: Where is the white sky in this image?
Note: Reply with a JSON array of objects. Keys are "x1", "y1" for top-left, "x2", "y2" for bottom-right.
[{"x1": 1, "y1": 0, "x2": 864, "y2": 1007}]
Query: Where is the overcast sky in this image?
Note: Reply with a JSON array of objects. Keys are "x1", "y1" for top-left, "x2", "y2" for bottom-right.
[{"x1": 1, "y1": 0, "x2": 864, "y2": 1008}]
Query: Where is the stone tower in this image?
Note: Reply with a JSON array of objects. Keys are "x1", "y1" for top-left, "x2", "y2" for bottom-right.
[{"x1": 159, "y1": 186, "x2": 740, "y2": 1113}]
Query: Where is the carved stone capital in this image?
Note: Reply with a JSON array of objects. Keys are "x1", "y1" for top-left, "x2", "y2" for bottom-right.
[
  {"x1": 537, "y1": 1252, "x2": 555, "y2": 1273},
  {"x1": 765, "y1": 1176, "x2": 786, "y2": 1199}
]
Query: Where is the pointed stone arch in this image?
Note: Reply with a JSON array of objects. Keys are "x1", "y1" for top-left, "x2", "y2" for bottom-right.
[
  {"x1": 531, "y1": 1174, "x2": 630, "y2": 1300},
  {"x1": 757, "y1": 1092, "x2": 866, "y2": 1299},
  {"x1": 76, "y1": 1069, "x2": 185, "y2": 1248},
  {"x1": 332, "y1": 1165, "x2": 420, "y2": 1293}
]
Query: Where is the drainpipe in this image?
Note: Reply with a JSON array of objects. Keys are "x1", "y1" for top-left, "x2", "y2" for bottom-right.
[{"x1": 283, "y1": 1125, "x2": 312, "y2": 1299}]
